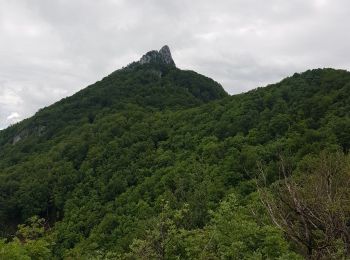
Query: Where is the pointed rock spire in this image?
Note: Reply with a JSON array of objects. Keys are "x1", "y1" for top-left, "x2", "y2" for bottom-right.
[
  {"x1": 139, "y1": 45, "x2": 175, "y2": 66},
  {"x1": 159, "y1": 45, "x2": 175, "y2": 65}
]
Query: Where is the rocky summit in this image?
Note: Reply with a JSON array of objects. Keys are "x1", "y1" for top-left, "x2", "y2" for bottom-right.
[{"x1": 139, "y1": 45, "x2": 176, "y2": 66}]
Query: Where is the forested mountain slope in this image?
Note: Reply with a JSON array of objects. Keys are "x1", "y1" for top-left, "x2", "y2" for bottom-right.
[{"x1": 1, "y1": 47, "x2": 350, "y2": 259}]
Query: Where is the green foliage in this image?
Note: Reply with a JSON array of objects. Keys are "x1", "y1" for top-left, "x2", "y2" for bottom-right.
[
  {"x1": 0, "y1": 66, "x2": 349, "y2": 258},
  {"x1": 0, "y1": 239, "x2": 30, "y2": 260},
  {"x1": 0, "y1": 216, "x2": 52, "y2": 260},
  {"x1": 182, "y1": 193, "x2": 301, "y2": 259},
  {"x1": 125, "y1": 201, "x2": 189, "y2": 259},
  {"x1": 122, "y1": 194, "x2": 301, "y2": 259}
]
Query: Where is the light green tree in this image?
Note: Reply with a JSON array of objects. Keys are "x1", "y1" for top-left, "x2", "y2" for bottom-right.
[{"x1": 0, "y1": 216, "x2": 52, "y2": 260}]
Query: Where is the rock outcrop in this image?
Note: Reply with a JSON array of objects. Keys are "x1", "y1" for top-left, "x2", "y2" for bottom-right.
[{"x1": 139, "y1": 45, "x2": 175, "y2": 66}]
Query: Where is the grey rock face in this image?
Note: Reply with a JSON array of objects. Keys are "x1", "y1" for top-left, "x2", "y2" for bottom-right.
[
  {"x1": 159, "y1": 45, "x2": 174, "y2": 65},
  {"x1": 12, "y1": 135, "x2": 22, "y2": 144},
  {"x1": 11, "y1": 125, "x2": 46, "y2": 145},
  {"x1": 12, "y1": 129, "x2": 28, "y2": 145},
  {"x1": 139, "y1": 51, "x2": 161, "y2": 65},
  {"x1": 139, "y1": 45, "x2": 175, "y2": 66}
]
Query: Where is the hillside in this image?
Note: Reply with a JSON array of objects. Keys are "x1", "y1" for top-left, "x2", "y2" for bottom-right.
[
  {"x1": 1, "y1": 47, "x2": 350, "y2": 259},
  {"x1": 0, "y1": 46, "x2": 227, "y2": 167}
]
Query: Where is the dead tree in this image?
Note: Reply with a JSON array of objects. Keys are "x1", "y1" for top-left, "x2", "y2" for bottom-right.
[{"x1": 257, "y1": 152, "x2": 350, "y2": 259}]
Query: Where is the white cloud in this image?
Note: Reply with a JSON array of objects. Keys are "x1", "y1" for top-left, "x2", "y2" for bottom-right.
[
  {"x1": 0, "y1": 88, "x2": 23, "y2": 106},
  {"x1": 0, "y1": 0, "x2": 350, "y2": 129},
  {"x1": 7, "y1": 112, "x2": 20, "y2": 120}
]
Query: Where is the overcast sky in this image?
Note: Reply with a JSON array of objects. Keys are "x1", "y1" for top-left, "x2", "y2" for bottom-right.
[{"x1": 0, "y1": 0, "x2": 349, "y2": 129}]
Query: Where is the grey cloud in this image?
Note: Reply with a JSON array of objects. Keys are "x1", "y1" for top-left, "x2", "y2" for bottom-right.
[{"x1": 1, "y1": 0, "x2": 350, "y2": 129}]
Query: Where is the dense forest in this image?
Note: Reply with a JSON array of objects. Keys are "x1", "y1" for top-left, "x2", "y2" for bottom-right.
[{"x1": 0, "y1": 49, "x2": 350, "y2": 259}]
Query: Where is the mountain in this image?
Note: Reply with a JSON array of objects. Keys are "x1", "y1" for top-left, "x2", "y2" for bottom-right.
[
  {"x1": 0, "y1": 46, "x2": 350, "y2": 259},
  {"x1": 0, "y1": 46, "x2": 226, "y2": 149}
]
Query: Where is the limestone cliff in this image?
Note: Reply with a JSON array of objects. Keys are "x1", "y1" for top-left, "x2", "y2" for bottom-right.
[{"x1": 139, "y1": 45, "x2": 175, "y2": 66}]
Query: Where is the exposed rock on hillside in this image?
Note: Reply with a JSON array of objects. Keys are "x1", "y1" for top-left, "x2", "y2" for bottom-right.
[{"x1": 139, "y1": 45, "x2": 175, "y2": 66}]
